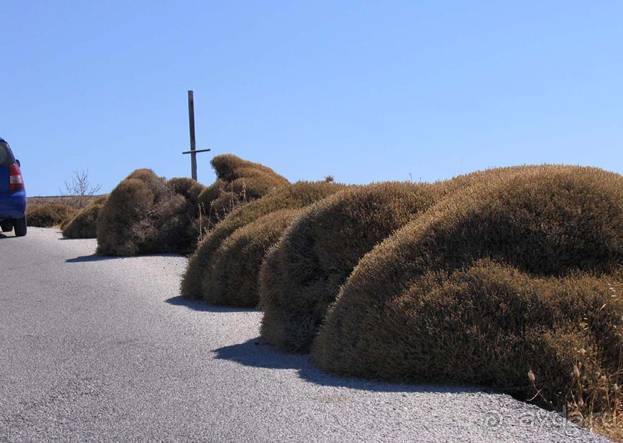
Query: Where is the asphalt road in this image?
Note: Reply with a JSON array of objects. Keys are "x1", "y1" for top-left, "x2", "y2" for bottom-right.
[{"x1": 0, "y1": 228, "x2": 608, "y2": 442}]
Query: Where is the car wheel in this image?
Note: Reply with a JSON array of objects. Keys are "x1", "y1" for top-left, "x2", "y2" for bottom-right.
[
  {"x1": 1, "y1": 221, "x2": 12, "y2": 232},
  {"x1": 13, "y1": 217, "x2": 27, "y2": 237}
]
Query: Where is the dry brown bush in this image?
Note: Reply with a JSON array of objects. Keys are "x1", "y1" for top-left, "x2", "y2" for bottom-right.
[
  {"x1": 203, "y1": 209, "x2": 303, "y2": 307},
  {"x1": 311, "y1": 166, "x2": 623, "y2": 427},
  {"x1": 28, "y1": 195, "x2": 99, "y2": 209},
  {"x1": 197, "y1": 154, "x2": 289, "y2": 227},
  {"x1": 432, "y1": 164, "x2": 548, "y2": 195},
  {"x1": 156, "y1": 177, "x2": 206, "y2": 254},
  {"x1": 27, "y1": 203, "x2": 77, "y2": 227},
  {"x1": 96, "y1": 169, "x2": 167, "y2": 255},
  {"x1": 62, "y1": 196, "x2": 108, "y2": 238},
  {"x1": 96, "y1": 170, "x2": 205, "y2": 255},
  {"x1": 166, "y1": 177, "x2": 205, "y2": 202},
  {"x1": 180, "y1": 181, "x2": 345, "y2": 299},
  {"x1": 259, "y1": 182, "x2": 440, "y2": 352}
]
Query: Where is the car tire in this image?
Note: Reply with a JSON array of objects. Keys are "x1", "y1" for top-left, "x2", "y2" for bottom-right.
[
  {"x1": 1, "y1": 221, "x2": 12, "y2": 232},
  {"x1": 13, "y1": 217, "x2": 27, "y2": 237}
]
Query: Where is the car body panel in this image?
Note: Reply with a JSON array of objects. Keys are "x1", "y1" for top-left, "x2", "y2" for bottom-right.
[
  {"x1": 0, "y1": 190, "x2": 26, "y2": 220},
  {"x1": 0, "y1": 139, "x2": 26, "y2": 223}
]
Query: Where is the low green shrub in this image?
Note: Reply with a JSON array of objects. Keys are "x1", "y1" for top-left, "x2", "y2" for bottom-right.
[{"x1": 259, "y1": 182, "x2": 439, "y2": 352}]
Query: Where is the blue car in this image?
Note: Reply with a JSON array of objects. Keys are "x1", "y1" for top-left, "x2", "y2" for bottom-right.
[{"x1": 0, "y1": 138, "x2": 26, "y2": 237}]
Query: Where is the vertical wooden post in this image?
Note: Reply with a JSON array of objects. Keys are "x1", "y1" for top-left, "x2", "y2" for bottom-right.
[{"x1": 187, "y1": 90, "x2": 197, "y2": 180}]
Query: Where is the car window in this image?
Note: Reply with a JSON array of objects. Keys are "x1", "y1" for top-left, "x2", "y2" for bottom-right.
[{"x1": 0, "y1": 140, "x2": 14, "y2": 165}]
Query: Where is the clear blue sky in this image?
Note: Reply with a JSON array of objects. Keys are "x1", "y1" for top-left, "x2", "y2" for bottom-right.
[{"x1": 1, "y1": 1, "x2": 621, "y2": 195}]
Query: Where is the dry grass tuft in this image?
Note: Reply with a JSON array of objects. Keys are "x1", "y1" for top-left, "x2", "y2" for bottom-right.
[
  {"x1": 62, "y1": 196, "x2": 108, "y2": 238},
  {"x1": 259, "y1": 182, "x2": 440, "y2": 352},
  {"x1": 311, "y1": 166, "x2": 623, "y2": 429},
  {"x1": 27, "y1": 203, "x2": 77, "y2": 227},
  {"x1": 180, "y1": 181, "x2": 345, "y2": 299}
]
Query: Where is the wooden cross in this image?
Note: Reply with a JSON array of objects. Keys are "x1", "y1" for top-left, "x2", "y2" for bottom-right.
[{"x1": 182, "y1": 90, "x2": 211, "y2": 180}]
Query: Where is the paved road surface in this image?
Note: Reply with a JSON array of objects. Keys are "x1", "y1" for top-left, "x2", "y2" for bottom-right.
[{"x1": 0, "y1": 228, "x2": 607, "y2": 442}]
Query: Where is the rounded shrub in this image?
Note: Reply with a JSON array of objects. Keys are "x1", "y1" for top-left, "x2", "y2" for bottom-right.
[
  {"x1": 167, "y1": 177, "x2": 204, "y2": 203},
  {"x1": 312, "y1": 166, "x2": 623, "y2": 416},
  {"x1": 203, "y1": 209, "x2": 303, "y2": 307},
  {"x1": 97, "y1": 171, "x2": 206, "y2": 256},
  {"x1": 62, "y1": 196, "x2": 108, "y2": 238},
  {"x1": 432, "y1": 164, "x2": 547, "y2": 195},
  {"x1": 180, "y1": 181, "x2": 345, "y2": 299},
  {"x1": 96, "y1": 169, "x2": 170, "y2": 256},
  {"x1": 27, "y1": 203, "x2": 77, "y2": 227},
  {"x1": 210, "y1": 154, "x2": 285, "y2": 182},
  {"x1": 315, "y1": 259, "x2": 623, "y2": 414},
  {"x1": 197, "y1": 154, "x2": 290, "y2": 227},
  {"x1": 97, "y1": 171, "x2": 164, "y2": 255},
  {"x1": 259, "y1": 182, "x2": 440, "y2": 352},
  {"x1": 155, "y1": 177, "x2": 206, "y2": 254}
]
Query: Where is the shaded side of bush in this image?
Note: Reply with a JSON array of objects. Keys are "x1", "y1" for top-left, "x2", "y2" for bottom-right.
[
  {"x1": 155, "y1": 177, "x2": 206, "y2": 254},
  {"x1": 312, "y1": 166, "x2": 623, "y2": 419},
  {"x1": 62, "y1": 196, "x2": 108, "y2": 238},
  {"x1": 197, "y1": 154, "x2": 290, "y2": 227},
  {"x1": 203, "y1": 209, "x2": 303, "y2": 307},
  {"x1": 259, "y1": 182, "x2": 440, "y2": 353},
  {"x1": 27, "y1": 203, "x2": 77, "y2": 227},
  {"x1": 181, "y1": 181, "x2": 345, "y2": 299}
]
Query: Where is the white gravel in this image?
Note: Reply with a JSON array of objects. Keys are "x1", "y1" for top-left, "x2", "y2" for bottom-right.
[{"x1": 0, "y1": 228, "x2": 609, "y2": 442}]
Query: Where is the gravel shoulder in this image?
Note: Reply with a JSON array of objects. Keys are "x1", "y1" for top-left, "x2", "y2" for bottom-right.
[{"x1": 0, "y1": 228, "x2": 608, "y2": 442}]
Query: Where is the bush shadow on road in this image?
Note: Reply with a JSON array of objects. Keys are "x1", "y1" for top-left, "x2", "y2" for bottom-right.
[
  {"x1": 214, "y1": 337, "x2": 479, "y2": 394},
  {"x1": 165, "y1": 295, "x2": 259, "y2": 313},
  {"x1": 66, "y1": 254, "x2": 127, "y2": 263},
  {"x1": 66, "y1": 252, "x2": 183, "y2": 263}
]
